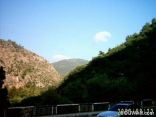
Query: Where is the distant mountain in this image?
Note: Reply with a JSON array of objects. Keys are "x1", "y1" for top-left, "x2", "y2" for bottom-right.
[
  {"x1": 52, "y1": 59, "x2": 88, "y2": 77},
  {"x1": 0, "y1": 39, "x2": 61, "y2": 102}
]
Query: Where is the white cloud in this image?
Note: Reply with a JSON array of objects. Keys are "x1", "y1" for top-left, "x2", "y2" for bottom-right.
[
  {"x1": 94, "y1": 31, "x2": 112, "y2": 42},
  {"x1": 52, "y1": 54, "x2": 71, "y2": 62}
]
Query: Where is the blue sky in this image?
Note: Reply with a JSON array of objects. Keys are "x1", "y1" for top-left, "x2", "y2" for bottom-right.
[{"x1": 0, "y1": 0, "x2": 156, "y2": 62}]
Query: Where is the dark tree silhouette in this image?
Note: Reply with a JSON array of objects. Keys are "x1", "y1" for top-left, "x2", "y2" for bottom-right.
[{"x1": 0, "y1": 66, "x2": 10, "y2": 117}]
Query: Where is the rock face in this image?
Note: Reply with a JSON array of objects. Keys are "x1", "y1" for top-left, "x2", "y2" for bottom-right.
[{"x1": 0, "y1": 39, "x2": 61, "y2": 89}]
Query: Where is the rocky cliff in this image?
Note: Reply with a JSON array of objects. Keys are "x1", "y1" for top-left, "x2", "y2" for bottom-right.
[{"x1": 0, "y1": 39, "x2": 61, "y2": 89}]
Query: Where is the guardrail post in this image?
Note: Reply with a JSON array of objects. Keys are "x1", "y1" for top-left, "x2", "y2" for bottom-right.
[
  {"x1": 92, "y1": 104, "x2": 94, "y2": 111},
  {"x1": 56, "y1": 105, "x2": 57, "y2": 115},
  {"x1": 108, "y1": 103, "x2": 111, "y2": 110},
  {"x1": 78, "y1": 104, "x2": 81, "y2": 112},
  {"x1": 51, "y1": 106, "x2": 53, "y2": 115},
  {"x1": 33, "y1": 106, "x2": 36, "y2": 116}
]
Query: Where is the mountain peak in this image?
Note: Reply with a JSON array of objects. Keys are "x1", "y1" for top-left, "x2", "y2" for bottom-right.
[{"x1": 52, "y1": 58, "x2": 88, "y2": 77}]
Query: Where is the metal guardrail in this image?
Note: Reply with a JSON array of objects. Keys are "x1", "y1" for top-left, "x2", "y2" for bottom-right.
[
  {"x1": 7, "y1": 106, "x2": 34, "y2": 117},
  {"x1": 33, "y1": 102, "x2": 110, "y2": 116},
  {"x1": 6, "y1": 102, "x2": 110, "y2": 117},
  {"x1": 6, "y1": 100, "x2": 156, "y2": 117}
]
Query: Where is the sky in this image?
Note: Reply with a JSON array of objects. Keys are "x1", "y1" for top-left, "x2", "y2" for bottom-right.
[{"x1": 0, "y1": 0, "x2": 156, "y2": 62}]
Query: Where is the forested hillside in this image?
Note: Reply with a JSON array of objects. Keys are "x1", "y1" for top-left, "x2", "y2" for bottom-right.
[
  {"x1": 58, "y1": 18, "x2": 156, "y2": 103},
  {"x1": 20, "y1": 18, "x2": 156, "y2": 106}
]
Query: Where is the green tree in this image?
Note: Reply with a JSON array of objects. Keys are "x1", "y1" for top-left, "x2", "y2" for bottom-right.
[{"x1": 98, "y1": 51, "x2": 105, "y2": 56}]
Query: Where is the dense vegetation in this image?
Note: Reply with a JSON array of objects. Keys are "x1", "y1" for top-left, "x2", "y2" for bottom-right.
[
  {"x1": 58, "y1": 18, "x2": 156, "y2": 103},
  {"x1": 20, "y1": 18, "x2": 156, "y2": 105}
]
